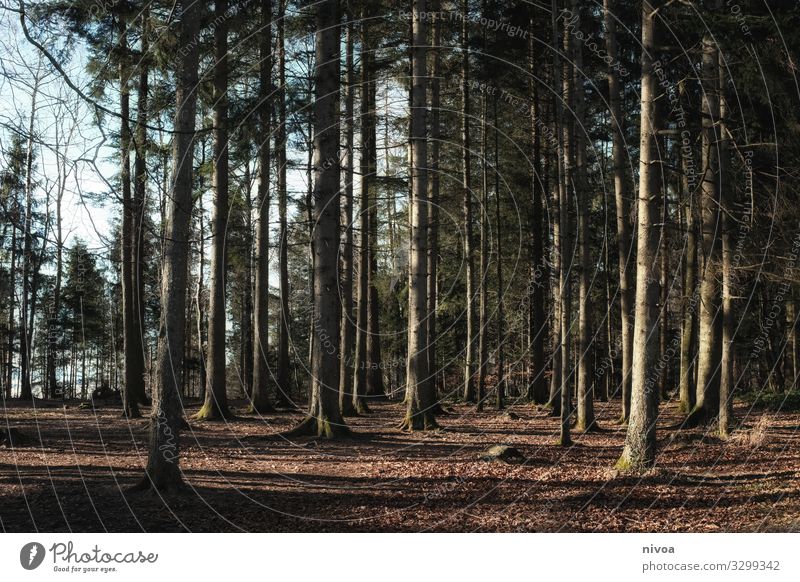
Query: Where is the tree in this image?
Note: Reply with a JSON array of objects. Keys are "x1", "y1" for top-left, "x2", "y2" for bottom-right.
[
  {"x1": 687, "y1": 7, "x2": 723, "y2": 428},
  {"x1": 276, "y1": 0, "x2": 291, "y2": 407},
  {"x1": 402, "y1": 0, "x2": 436, "y2": 431},
  {"x1": 605, "y1": 0, "x2": 634, "y2": 423},
  {"x1": 616, "y1": 0, "x2": 663, "y2": 472},
  {"x1": 527, "y1": 8, "x2": 547, "y2": 405},
  {"x1": 196, "y1": 0, "x2": 232, "y2": 421},
  {"x1": 461, "y1": 0, "x2": 476, "y2": 404},
  {"x1": 135, "y1": 0, "x2": 200, "y2": 492},
  {"x1": 119, "y1": 10, "x2": 141, "y2": 417},
  {"x1": 352, "y1": 2, "x2": 373, "y2": 414},
  {"x1": 427, "y1": 0, "x2": 441, "y2": 411},
  {"x1": 339, "y1": 3, "x2": 357, "y2": 417},
  {"x1": 287, "y1": 0, "x2": 347, "y2": 438},
  {"x1": 250, "y1": 0, "x2": 275, "y2": 415},
  {"x1": 574, "y1": 2, "x2": 597, "y2": 433}
]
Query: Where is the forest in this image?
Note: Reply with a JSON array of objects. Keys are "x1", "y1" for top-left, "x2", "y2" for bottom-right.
[{"x1": 1, "y1": 0, "x2": 800, "y2": 533}]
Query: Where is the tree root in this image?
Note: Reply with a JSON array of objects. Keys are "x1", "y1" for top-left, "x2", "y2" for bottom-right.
[{"x1": 283, "y1": 415, "x2": 351, "y2": 439}]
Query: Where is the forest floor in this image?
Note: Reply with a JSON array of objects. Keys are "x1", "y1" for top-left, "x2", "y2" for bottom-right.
[{"x1": 1, "y1": 397, "x2": 799, "y2": 532}]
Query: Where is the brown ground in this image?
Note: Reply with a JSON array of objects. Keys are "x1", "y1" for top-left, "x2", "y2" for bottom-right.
[{"x1": 1, "y1": 398, "x2": 798, "y2": 532}]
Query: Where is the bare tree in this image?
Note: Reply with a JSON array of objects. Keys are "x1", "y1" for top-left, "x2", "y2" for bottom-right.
[
  {"x1": 616, "y1": 0, "x2": 663, "y2": 471},
  {"x1": 402, "y1": 0, "x2": 436, "y2": 431},
  {"x1": 250, "y1": 0, "x2": 275, "y2": 414}
]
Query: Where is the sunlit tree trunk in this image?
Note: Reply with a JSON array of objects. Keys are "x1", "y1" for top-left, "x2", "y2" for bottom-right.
[
  {"x1": 136, "y1": 0, "x2": 200, "y2": 492},
  {"x1": 616, "y1": 0, "x2": 663, "y2": 472},
  {"x1": 402, "y1": 0, "x2": 436, "y2": 431},
  {"x1": 197, "y1": 0, "x2": 232, "y2": 420},
  {"x1": 558, "y1": 0, "x2": 573, "y2": 446},
  {"x1": 719, "y1": 53, "x2": 734, "y2": 437},
  {"x1": 687, "y1": 19, "x2": 722, "y2": 427},
  {"x1": 339, "y1": 6, "x2": 357, "y2": 417},
  {"x1": 605, "y1": 0, "x2": 633, "y2": 423},
  {"x1": 574, "y1": 2, "x2": 596, "y2": 433}
]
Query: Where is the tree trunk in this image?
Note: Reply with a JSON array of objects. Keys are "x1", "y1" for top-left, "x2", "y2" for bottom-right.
[
  {"x1": 352, "y1": 5, "x2": 372, "y2": 414},
  {"x1": 678, "y1": 96, "x2": 698, "y2": 413},
  {"x1": 558, "y1": 0, "x2": 573, "y2": 446},
  {"x1": 461, "y1": 0, "x2": 476, "y2": 403},
  {"x1": 196, "y1": 0, "x2": 232, "y2": 421},
  {"x1": 402, "y1": 0, "x2": 436, "y2": 431},
  {"x1": 276, "y1": 0, "x2": 292, "y2": 407},
  {"x1": 528, "y1": 12, "x2": 547, "y2": 405},
  {"x1": 718, "y1": 53, "x2": 734, "y2": 436},
  {"x1": 249, "y1": 0, "x2": 275, "y2": 414},
  {"x1": 493, "y1": 98, "x2": 506, "y2": 411},
  {"x1": 574, "y1": 2, "x2": 596, "y2": 432},
  {"x1": 132, "y1": 6, "x2": 150, "y2": 407},
  {"x1": 339, "y1": 6, "x2": 357, "y2": 417},
  {"x1": 427, "y1": 1, "x2": 442, "y2": 411},
  {"x1": 616, "y1": 0, "x2": 663, "y2": 472},
  {"x1": 477, "y1": 87, "x2": 488, "y2": 412},
  {"x1": 119, "y1": 15, "x2": 141, "y2": 417},
  {"x1": 136, "y1": 0, "x2": 200, "y2": 492},
  {"x1": 19, "y1": 62, "x2": 41, "y2": 401},
  {"x1": 365, "y1": 59, "x2": 383, "y2": 398},
  {"x1": 605, "y1": 0, "x2": 633, "y2": 424},
  {"x1": 288, "y1": 0, "x2": 348, "y2": 438},
  {"x1": 687, "y1": 19, "x2": 722, "y2": 427},
  {"x1": 547, "y1": 0, "x2": 562, "y2": 417}
]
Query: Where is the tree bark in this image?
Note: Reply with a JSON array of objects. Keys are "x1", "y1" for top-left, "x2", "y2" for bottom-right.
[
  {"x1": 136, "y1": 0, "x2": 200, "y2": 492},
  {"x1": 461, "y1": 0, "x2": 476, "y2": 403},
  {"x1": 402, "y1": 0, "x2": 436, "y2": 431},
  {"x1": 196, "y1": 0, "x2": 232, "y2": 421},
  {"x1": 427, "y1": 1, "x2": 442, "y2": 410},
  {"x1": 339, "y1": 5, "x2": 357, "y2": 417},
  {"x1": 528, "y1": 12, "x2": 547, "y2": 405},
  {"x1": 352, "y1": 4, "x2": 372, "y2": 414},
  {"x1": 616, "y1": 0, "x2": 663, "y2": 472},
  {"x1": 288, "y1": 0, "x2": 348, "y2": 438},
  {"x1": 687, "y1": 18, "x2": 722, "y2": 427},
  {"x1": 558, "y1": 0, "x2": 574, "y2": 446},
  {"x1": 249, "y1": 0, "x2": 275, "y2": 415},
  {"x1": 276, "y1": 0, "x2": 291, "y2": 407},
  {"x1": 605, "y1": 0, "x2": 633, "y2": 423},
  {"x1": 493, "y1": 98, "x2": 506, "y2": 411},
  {"x1": 119, "y1": 14, "x2": 140, "y2": 416},
  {"x1": 132, "y1": 6, "x2": 150, "y2": 407},
  {"x1": 718, "y1": 52, "x2": 734, "y2": 436},
  {"x1": 574, "y1": 2, "x2": 596, "y2": 432},
  {"x1": 678, "y1": 96, "x2": 698, "y2": 413}
]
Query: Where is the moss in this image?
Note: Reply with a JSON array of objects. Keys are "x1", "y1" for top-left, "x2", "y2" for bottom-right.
[
  {"x1": 284, "y1": 415, "x2": 350, "y2": 439},
  {"x1": 399, "y1": 410, "x2": 439, "y2": 432},
  {"x1": 193, "y1": 396, "x2": 234, "y2": 421},
  {"x1": 354, "y1": 399, "x2": 370, "y2": 415},
  {"x1": 614, "y1": 455, "x2": 633, "y2": 472}
]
